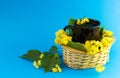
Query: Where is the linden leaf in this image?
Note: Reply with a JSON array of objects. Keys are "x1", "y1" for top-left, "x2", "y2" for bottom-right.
[
  {"x1": 67, "y1": 41, "x2": 86, "y2": 51},
  {"x1": 43, "y1": 56, "x2": 55, "y2": 72},
  {"x1": 49, "y1": 46, "x2": 58, "y2": 52},
  {"x1": 69, "y1": 18, "x2": 76, "y2": 26},
  {"x1": 54, "y1": 54, "x2": 59, "y2": 59},
  {"x1": 99, "y1": 26, "x2": 105, "y2": 40},
  {"x1": 19, "y1": 50, "x2": 41, "y2": 61},
  {"x1": 42, "y1": 53, "x2": 61, "y2": 72}
]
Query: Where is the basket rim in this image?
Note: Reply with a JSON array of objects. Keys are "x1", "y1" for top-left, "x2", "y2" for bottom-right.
[{"x1": 62, "y1": 37, "x2": 115, "y2": 55}]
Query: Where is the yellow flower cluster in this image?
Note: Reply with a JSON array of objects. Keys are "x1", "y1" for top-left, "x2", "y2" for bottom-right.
[
  {"x1": 101, "y1": 30, "x2": 114, "y2": 47},
  {"x1": 103, "y1": 30, "x2": 113, "y2": 37},
  {"x1": 55, "y1": 27, "x2": 114, "y2": 56},
  {"x1": 52, "y1": 64, "x2": 62, "y2": 73},
  {"x1": 95, "y1": 64, "x2": 105, "y2": 72},
  {"x1": 33, "y1": 53, "x2": 44, "y2": 69},
  {"x1": 77, "y1": 17, "x2": 90, "y2": 25},
  {"x1": 84, "y1": 30, "x2": 114, "y2": 55},
  {"x1": 101, "y1": 37, "x2": 113, "y2": 47},
  {"x1": 84, "y1": 40, "x2": 103, "y2": 55},
  {"x1": 55, "y1": 29, "x2": 72, "y2": 45}
]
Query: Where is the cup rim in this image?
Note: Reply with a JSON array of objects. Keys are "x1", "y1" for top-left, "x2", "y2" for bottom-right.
[
  {"x1": 74, "y1": 25, "x2": 100, "y2": 29},
  {"x1": 74, "y1": 18, "x2": 100, "y2": 29}
]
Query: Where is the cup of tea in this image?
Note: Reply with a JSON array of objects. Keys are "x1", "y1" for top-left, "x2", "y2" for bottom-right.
[{"x1": 64, "y1": 19, "x2": 100, "y2": 43}]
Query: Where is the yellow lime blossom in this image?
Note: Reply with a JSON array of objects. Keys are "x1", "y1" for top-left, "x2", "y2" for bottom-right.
[
  {"x1": 55, "y1": 37, "x2": 62, "y2": 45},
  {"x1": 84, "y1": 40, "x2": 104, "y2": 55},
  {"x1": 39, "y1": 53, "x2": 44, "y2": 59},
  {"x1": 95, "y1": 65, "x2": 105, "y2": 72},
  {"x1": 55, "y1": 64, "x2": 62, "y2": 72},
  {"x1": 55, "y1": 29, "x2": 67, "y2": 37},
  {"x1": 57, "y1": 66, "x2": 62, "y2": 72},
  {"x1": 33, "y1": 61, "x2": 39, "y2": 69},
  {"x1": 77, "y1": 19, "x2": 81, "y2": 25},
  {"x1": 52, "y1": 64, "x2": 62, "y2": 73},
  {"x1": 77, "y1": 17, "x2": 90, "y2": 25},
  {"x1": 55, "y1": 29, "x2": 72, "y2": 45},
  {"x1": 52, "y1": 68, "x2": 58, "y2": 72},
  {"x1": 55, "y1": 64, "x2": 59, "y2": 67},
  {"x1": 84, "y1": 17, "x2": 90, "y2": 22},
  {"x1": 80, "y1": 20, "x2": 84, "y2": 24},
  {"x1": 37, "y1": 60, "x2": 42, "y2": 66},
  {"x1": 87, "y1": 46, "x2": 99, "y2": 55},
  {"x1": 55, "y1": 37, "x2": 70, "y2": 45},
  {"x1": 103, "y1": 30, "x2": 113, "y2": 37},
  {"x1": 62, "y1": 36, "x2": 72, "y2": 45},
  {"x1": 101, "y1": 37, "x2": 113, "y2": 47},
  {"x1": 33, "y1": 60, "x2": 42, "y2": 69}
]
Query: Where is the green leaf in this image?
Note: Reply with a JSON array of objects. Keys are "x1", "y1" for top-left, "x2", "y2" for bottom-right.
[
  {"x1": 99, "y1": 26, "x2": 105, "y2": 40},
  {"x1": 67, "y1": 41, "x2": 86, "y2": 51},
  {"x1": 19, "y1": 46, "x2": 61, "y2": 73},
  {"x1": 19, "y1": 50, "x2": 41, "y2": 61},
  {"x1": 42, "y1": 53, "x2": 61, "y2": 72},
  {"x1": 49, "y1": 46, "x2": 58, "y2": 52},
  {"x1": 100, "y1": 27, "x2": 104, "y2": 36},
  {"x1": 68, "y1": 18, "x2": 76, "y2": 25},
  {"x1": 42, "y1": 56, "x2": 54, "y2": 72},
  {"x1": 54, "y1": 54, "x2": 59, "y2": 59}
]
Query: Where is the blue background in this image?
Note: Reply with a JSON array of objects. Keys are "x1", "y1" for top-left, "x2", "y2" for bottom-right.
[{"x1": 0, "y1": 0, "x2": 120, "y2": 78}]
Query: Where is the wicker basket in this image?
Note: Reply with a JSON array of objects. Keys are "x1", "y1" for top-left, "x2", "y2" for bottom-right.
[{"x1": 62, "y1": 40, "x2": 115, "y2": 69}]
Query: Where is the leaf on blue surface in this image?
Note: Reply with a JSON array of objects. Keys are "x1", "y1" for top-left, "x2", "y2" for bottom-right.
[
  {"x1": 19, "y1": 50, "x2": 41, "y2": 61},
  {"x1": 49, "y1": 46, "x2": 58, "y2": 52}
]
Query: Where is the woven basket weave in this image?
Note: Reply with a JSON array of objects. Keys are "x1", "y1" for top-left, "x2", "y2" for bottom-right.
[{"x1": 62, "y1": 39, "x2": 115, "y2": 69}]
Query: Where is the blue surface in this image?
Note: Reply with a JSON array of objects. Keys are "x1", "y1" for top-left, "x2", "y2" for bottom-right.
[{"x1": 0, "y1": 0, "x2": 120, "y2": 78}]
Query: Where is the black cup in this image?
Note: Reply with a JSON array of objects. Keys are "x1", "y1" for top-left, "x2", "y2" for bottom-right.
[{"x1": 64, "y1": 19, "x2": 100, "y2": 43}]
